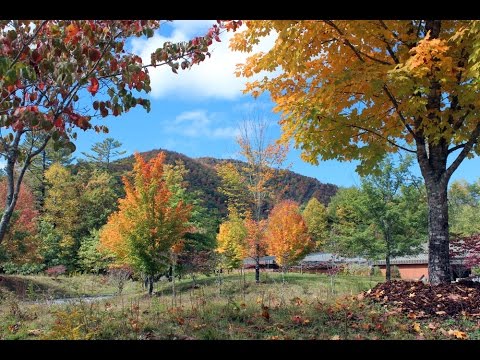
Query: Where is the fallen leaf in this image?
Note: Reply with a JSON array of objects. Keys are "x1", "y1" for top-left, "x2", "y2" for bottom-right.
[
  {"x1": 331, "y1": 335, "x2": 340, "y2": 340},
  {"x1": 27, "y1": 329, "x2": 42, "y2": 336},
  {"x1": 448, "y1": 329, "x2": 468, "y2": 339},
  {"x1": 412, "y1": 322, "x2": 421, "y2": 333}
]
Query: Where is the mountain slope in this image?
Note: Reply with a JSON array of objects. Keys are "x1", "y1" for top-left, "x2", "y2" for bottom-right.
[{"x1": 110, "y1": 149, "x2": 338, "y2": 217}]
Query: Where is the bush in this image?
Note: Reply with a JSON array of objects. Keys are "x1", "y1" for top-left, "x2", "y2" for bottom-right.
[
  {"x1": 370, "y1": 266, "x2": 382, "y2": 277},
  {"x1": 472, "y1": 266, "x2": 480, "y2": 276},
  {"x1": 45, "y1": 265, "x2": 67, "y2": 278},
  {"x1": 77, "y1": 230, "x2": 113, "y2": 274},
  {"x1": 341, "y1": 263, "x2": 371, "y2": 276},
  {"x1": 2, "y1": 262, "x2": 45, "y2": 275},
  {"x1": 391, "y1": 265, "x2": 401, "y2": 279},
  {"x1": 108, "y1": 265, "x2": 133, "y2": 295}
]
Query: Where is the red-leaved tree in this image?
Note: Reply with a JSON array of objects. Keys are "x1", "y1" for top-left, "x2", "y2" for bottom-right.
[
  {"x1": 450, "y1": 234, "x2": 480, "y2": 273},
  {"x1": 0, "y1": 20, "x2": 242, "y2": 245},
  {"x1": 0, "y1": 179, "x2": 40, "y2": 264}
]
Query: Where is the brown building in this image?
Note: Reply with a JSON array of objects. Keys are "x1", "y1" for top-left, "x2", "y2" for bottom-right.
[
  {"x1": 373, "y1": 254, "x2": 429, "y2": 280},
  {"x1": 373, "y1": 253, "x2": 469, "y2": 281}
]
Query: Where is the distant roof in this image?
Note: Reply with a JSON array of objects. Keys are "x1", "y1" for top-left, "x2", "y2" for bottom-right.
[
  {"x1": 372, "y1": 253, "x2": 428, "y2": 266},
  {"x1": 243, "y1": 256, "x2": 276, "y2": 265},
  {"x1": 300, "y1": 252, "x2": 368, "y2": 264}
]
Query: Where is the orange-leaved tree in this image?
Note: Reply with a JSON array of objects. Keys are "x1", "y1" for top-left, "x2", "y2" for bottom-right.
[
  {"x1": 100, "y1": 152, "x2": 191, "y2": 295},
  {"x1": 0, "y1": 20, "x2": 241, "y2": 247},
  {"x1": 244, "y1": 216, "x2": 267, "y2": 270},
  {"x1": 265, "y1": 200, "x2": 313, "y2": 278},
  {"x1": 231, "y1": 20, "x2": 480, "y2": 284}
]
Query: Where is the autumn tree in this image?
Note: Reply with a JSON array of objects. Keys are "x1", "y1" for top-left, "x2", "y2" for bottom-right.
[
  {"x1": 164, "y1": 160, "x2": 219, "y2": 282},
  {"x1": 0, "y1": 180, "x2": 40, "y2": 269},
  {"x1": 0, "y1": 19, "x2": 241, "y2": 247},
  {"x1": 99, "y1": 152, "x2": 191, "y2": 295},
  {"x1": 244, "y1": 216, "x2": 267, "y2": 268},
  {"x1": 231, "y1": 20, "x2": 480, "y2": 284},
  {"x1": 216, "y1": 162, "x2": 250, "y2": 217},
  {"x1": 42, "y1": 163, "x2": 81, "y2": 268},
  {"x1": 265, "y1": 200, "x2": 313, "y2": 278},
  {"x1": 216, "y1": 208, "x2": 247, "y2": 271},
  {"x1": 22, "y1": 133, "x2": 73, "y2": 211},
  {"x1": 302, "y1": 197, "x2": 328, "y2": 250},
  {"x1": 237, "y1": 112, "x2": 288, "y2": 283},
  {"x1": 77, "y1": 168, "x2": 118, "y2": 238},
  {"x1": 81, "y1": 137, "x2": 126, "y2": 171}
]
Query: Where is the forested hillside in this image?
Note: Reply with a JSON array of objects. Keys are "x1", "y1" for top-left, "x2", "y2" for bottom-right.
[{"x1": 109, "y1": 149, "x2": 338, "y2": 217}]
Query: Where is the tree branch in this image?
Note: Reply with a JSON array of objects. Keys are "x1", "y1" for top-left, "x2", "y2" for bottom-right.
[
  {"x1": 383, "y1": 84, "x2": 416, "y2": 139},
  {"x1": 448, "y1": 143, "x2": 466, "y2": 154},
  {"x1": 9, "y1": 20, "x2": 48, "y2": 70},
  {"x1": 345, "y1": 123, "x2": 416, "y2": 153},
  {"x1": 323, "y1": 20, "x2": 393, "y2": 66},
  {"x1": 444, "y1": 124, "x2": 480, "y2": 182}
]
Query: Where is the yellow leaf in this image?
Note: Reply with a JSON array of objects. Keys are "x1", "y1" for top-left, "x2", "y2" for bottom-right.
[
  {"x1": 448, "y1": 329, "x2": 468, "y2": 339},
  {"x1": 412, "y1": 322, "x2": 421, "y2": 333}
]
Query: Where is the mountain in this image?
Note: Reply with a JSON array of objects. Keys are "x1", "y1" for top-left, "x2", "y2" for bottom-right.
[{"x1": 110, "y1": 149, "x2": 338, "y2": 217}]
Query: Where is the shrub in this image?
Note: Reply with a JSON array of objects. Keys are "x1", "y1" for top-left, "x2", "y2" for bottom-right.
[
  {"x1": 341, "y1": 263, "x2": 371, "y2": 276},
  {"x1": 45, "y1": 265, "x2": 67, "y2": 278},
  {"x1": 391, "y1": 265, "x2": 401, "y2": 279},
  {"x1": 2, "y1": 262, "x2": 45, "y2": 275},
  {"x1": 108, "y1": 265, "x2": 133, "y2": 295},
  {"x1": 370, "y1": 266, "x2": 382, "y2": 277}
]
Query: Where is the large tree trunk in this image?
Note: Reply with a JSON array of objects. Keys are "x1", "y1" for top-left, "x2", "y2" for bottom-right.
[
  {"x1": 426, "y1": 182, "x2": 451, "y2": 284},
  {"x1": 413, "y1": 20, "x2": 453, "y2": 285}
]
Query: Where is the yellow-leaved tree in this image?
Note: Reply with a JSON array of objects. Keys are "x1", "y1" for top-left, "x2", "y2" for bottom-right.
[
  {"x1": 216, "y1": 207, "x2": 247, "y2": 270},
  {"x1": 100, "y1": 152, "x2": 191, "y2": 295},
  {"x1": 231, "y1": 20, "x2": 480, "y2": 284}
]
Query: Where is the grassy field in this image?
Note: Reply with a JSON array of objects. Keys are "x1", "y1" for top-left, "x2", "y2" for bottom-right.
[{"x1": 1, "y1": 271, "x2": 479, "y2": 340}]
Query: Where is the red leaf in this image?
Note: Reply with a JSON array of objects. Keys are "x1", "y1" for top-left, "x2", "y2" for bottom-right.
[
  {"x1": 87, "y1": 78, "x2": 99, "y2": 96},
  {"x1": 54, "y1": 118, "x2": 63, "y2": 128}
]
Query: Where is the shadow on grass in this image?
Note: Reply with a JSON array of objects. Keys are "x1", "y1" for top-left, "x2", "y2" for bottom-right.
[{"x1": 0, "y1": 275, "x2": 70, "y2": 300}]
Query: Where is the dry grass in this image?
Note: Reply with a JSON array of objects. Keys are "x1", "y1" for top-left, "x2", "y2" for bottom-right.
[{"x1": 1, "y1": 272, "x2": 479, "y2": 340}]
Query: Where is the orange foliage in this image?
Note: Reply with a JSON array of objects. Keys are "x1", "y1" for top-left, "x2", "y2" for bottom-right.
[
  {"x1": 244, "y1": 217, "x2": 267, "y2": 261},
  {"x1": 99, "y1": 152, "x2": 192, "y2": 271},
  {"x1": 265, "y1": 200, "x2": 313, "y2": 268}
]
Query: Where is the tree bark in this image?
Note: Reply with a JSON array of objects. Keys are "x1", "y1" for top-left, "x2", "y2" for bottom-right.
[
  {"x1": 426, "y1": 182, "x2": 451, "y2": 284},
  {"x1": 147, "y1": 275, "x2": 154, "y2": 295}
]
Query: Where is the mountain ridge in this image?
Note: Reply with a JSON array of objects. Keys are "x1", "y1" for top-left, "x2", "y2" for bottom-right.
[{"x1": 110, "y1": 148, "x2": 339, "y2": 217}]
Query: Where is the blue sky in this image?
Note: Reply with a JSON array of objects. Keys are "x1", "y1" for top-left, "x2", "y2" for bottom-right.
[{"x1": 70, "y1": 20, "x2": 479, "y2": 188}]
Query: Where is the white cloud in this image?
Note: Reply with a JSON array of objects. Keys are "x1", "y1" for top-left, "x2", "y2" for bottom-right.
[
  {"x1": 165, "y1": 110, "x2": 239, "y2": 139},
  {"x1": 130, "y1": 21, "x2": 278, "y2": 100}
]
